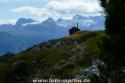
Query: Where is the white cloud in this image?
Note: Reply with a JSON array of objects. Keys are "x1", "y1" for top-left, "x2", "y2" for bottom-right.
[
  {"x1": 0, "y1": 19, "x2": 16, "y2": 25},
  {"x1": 10, "y1": 0, "x2": 102, "y2": 20},
  {"x1": 11, "y1": 6, "x2": 51, "y2": 19},
  {"x1": 47, "y1": 0, "x2": 101, "y2": 14}
]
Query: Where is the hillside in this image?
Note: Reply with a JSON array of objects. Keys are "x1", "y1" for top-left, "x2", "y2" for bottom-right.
[
  {"x1": 0, "y1": 15, "x2": 104, "y2": 55},
  {"x1": 0, "y1": 31, "x2": 108, "y2": 83}
]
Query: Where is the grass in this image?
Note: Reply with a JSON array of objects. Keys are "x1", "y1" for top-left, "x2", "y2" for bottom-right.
[{"x1": 0, "y1": 31, "x2": 105, "y2": 83}]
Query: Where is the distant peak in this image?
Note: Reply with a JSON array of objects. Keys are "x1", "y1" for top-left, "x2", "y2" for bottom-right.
[
  {"x1": 47, "y1": 18, "x2": 54, "y2": 22},
  {"x1": 73, "y1": 15, "x2": 84, "y2": 20},
  {"x1": 42, "y1": 18, "x2": 56, "y2": 24},
  {"x1": 15, "y1": 18, "x2": 36, "y2": 26},
  {"x1": 17, "y1": 18, "x2": 35, "y2": 22},
  {"x1": 57, "y1": 18, "x2": 63, "y2": 21}
]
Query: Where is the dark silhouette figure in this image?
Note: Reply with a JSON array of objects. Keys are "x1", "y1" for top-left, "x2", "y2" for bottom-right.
[{"x1": 69, "y1": 23, "x2": 80, "y2": 35}]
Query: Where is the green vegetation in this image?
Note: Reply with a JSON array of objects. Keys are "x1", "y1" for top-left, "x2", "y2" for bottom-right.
[
  {"x1": 0, "y1": 31, "x2": 105, "y2": 83},
  {"x1": 0, "y1": 27, "x2": 124, "y2": 83},
  {"x1": 99, "y1": 0, "x2": 125, "y2": 82}
]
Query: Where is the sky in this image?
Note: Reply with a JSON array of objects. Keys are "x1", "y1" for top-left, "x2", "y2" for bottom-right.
[{"x1": 0, "y1": 0, "x2": 102, "y2": 24}]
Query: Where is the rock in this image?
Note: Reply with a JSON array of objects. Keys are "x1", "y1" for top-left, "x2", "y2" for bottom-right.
[
  {"x1": 51, "y1": 42, "x2": 63, "y2": 48},
  {"x1": 30, "y1": 45, "x2": 41, "y2": 51},
  {"x1": 91, "y1": 59, "x2": 105, "y2": 65},
  {"x1": 75, "y1": 59, "x2": 104, "y2": 80}
]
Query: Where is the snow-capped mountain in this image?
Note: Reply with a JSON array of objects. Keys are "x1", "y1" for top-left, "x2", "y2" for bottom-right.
[
  {"x1": 73, "y1": 15, "x2": 88, "y2": 20},
  {"x1": 0, "y1": 18, "x2": 68, "y2": 55},
  {"x1": 56, "y1": 15, "x2": 105, "y2": 30},
  {"x1": 0, "y1": 15, "x2": 104, "y2": 55}
]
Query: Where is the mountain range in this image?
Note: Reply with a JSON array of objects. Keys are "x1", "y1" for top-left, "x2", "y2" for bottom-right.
[{"x1": 0, "y1": 15, "x2": 105, "y2": 55}]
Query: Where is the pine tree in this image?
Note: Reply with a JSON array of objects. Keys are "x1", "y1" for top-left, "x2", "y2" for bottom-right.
[
  {"x1": 99, "y1": 0, "x2": 125, "y2": 82},
  {"x1": 99, "y1": 0, "x2": 125, "y2": 36}
]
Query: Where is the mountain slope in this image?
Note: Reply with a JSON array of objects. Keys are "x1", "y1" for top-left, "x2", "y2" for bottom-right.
[{"x1": 0, "y1": 31, "x2": 105, "y2": 83}]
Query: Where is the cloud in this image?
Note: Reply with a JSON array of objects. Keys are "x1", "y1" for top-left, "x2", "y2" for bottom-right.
[
  {"x1": 0, "y1": 19, "x2": 16, "y2": 25},
  {"x1": 47, "y1": 0, "x2": 101, "y2": 14},
  {"x1": 10, "y1": 0, "x2": 102, "y2": 20},
  {"x1": 11, "y1": 6, "x2": 51, "y2": 18}
]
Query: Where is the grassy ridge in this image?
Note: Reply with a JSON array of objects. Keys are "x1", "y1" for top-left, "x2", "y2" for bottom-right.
[{"x1": 0, "y1": 31, "x2": 105, "y2": 83}]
